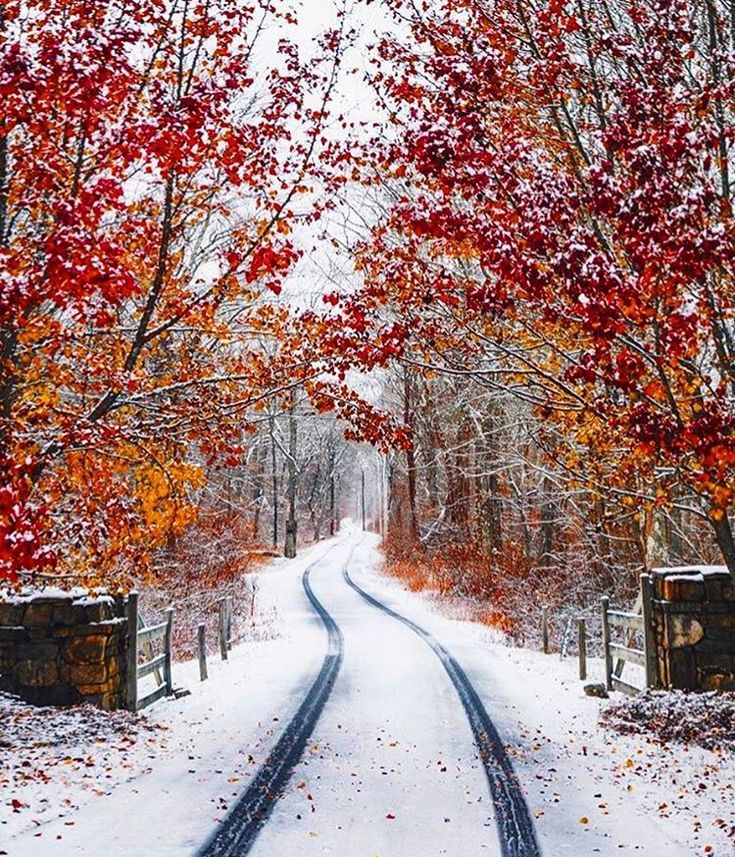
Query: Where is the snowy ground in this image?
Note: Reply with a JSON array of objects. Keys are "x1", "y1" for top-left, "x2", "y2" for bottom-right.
[
  {"x1": 349, "y1": 544, "x2": 735, "y2": 856},
  {"x1": 2, "y1": 530, "x2": 733, "y2": 856}
]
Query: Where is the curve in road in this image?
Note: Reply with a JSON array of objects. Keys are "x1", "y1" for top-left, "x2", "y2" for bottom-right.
[
  {"x1": 197, "y1": 542, "x2": 356, "y2": 857},
  {"x1": 343, "y1": 568, "x2": 542, "y2": 857}
]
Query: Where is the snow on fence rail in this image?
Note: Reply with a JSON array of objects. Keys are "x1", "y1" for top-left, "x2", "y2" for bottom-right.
[
  {"x1": 125, "y1": 592, "x2": 174, "y2": 711},
  {"x1": 601, "y1": 574, "x2": 658, "y2": 695}
]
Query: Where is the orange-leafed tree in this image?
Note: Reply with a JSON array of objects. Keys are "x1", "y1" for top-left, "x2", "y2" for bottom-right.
[{"x1": 0, "y1": 0, "x2": 344, "y2": 585}]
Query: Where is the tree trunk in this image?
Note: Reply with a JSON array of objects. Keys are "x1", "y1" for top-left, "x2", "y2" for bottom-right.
[
  {"x1": 329, "y1": 473, "x2": 337, "y2": 535},
  {"x1": 403, "y1": 370, "x2": 419, "y2": 542},
  {"x1": 0, "y1": 327, "x2": 16, "y2": 459},
  {"x1": 252, "y1": 439, "x2": 267, "y2": 540},
  {"x1": 284, "y1": 396, "x2": 297, "y2": 558},
  {"x1": 593, "y1": 497, "x2": 614, "y2": 588},
  {"x1": 643, "y1": 507, "x2": 669, "y2": 571},
  {"x1": 667, "y1": 504, "x2": 683, "y2": 565},
  {"x1": 539, "y1": 475, "x2": 555, "y2": 568},
  {"x1": 712, "y1": 513, "x2": 735, "y2": 579},
  {"x1": 361, "y1": 467, "x2": 366, "y2": 531},
  {"x1": 0, "y1": 131, "x2": 15, "y2": 461},
  {"x1": 479, "y1": 403, "x2": 503, "y2": 555},
  {"x1": 481, "y1": 471, "x2": 503, "y2": 555},
  {"x1": 269, "y1": 415, "x2": 278, "y2": 549}
]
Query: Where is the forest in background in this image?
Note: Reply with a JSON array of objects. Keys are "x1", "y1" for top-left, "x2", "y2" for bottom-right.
[{"x1": 327, "y1": 0, "x2": 735, "y2": 636}]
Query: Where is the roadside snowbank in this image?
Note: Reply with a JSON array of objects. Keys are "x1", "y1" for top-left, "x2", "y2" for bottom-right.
[
  {"x1": 357, "y1": 536, "x2": 735, "y2": 856},
  {"x1": 3, "y1": 533, "x2": 733, "y2": 856},
  {"x1": 1, "y1": 538, "x2": 342, "y2": 854}
]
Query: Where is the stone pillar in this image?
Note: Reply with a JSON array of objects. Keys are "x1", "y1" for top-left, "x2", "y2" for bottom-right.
[
  {"x1": 651, "y1": 567, "x2": 735, "y2": 691},
  {"x1": 0, "y1": 593, "x2": 130, "y2": 710}
]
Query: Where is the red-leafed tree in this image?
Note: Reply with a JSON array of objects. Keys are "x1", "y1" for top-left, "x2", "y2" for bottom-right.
[
  {"x1": 0, "y1": 0, "x2": 345, "y2": 584},
  {"x1": 328, "y1": 0, "x2": 735, "y2": 575}
]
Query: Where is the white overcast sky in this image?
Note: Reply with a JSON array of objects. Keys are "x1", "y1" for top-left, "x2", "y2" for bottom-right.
[{"x1": 272, "y1": 0, "x2": 393, "y2": 309}]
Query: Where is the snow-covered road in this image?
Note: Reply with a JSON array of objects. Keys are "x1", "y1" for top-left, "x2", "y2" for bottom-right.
[
  {"x1": 245, "y1": 539, "x2": 527, "y2": 857},
  {"x1": 4, "y1": 530, "x2": 722, "y2": 856}
]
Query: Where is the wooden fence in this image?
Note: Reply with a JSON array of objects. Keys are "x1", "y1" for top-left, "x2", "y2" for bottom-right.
[
  {"x1": 124, "y1": 590, "x2": 237, "y2": 709},
  {"x1": 601, "y1": 574, "x2": 657, "y2": 695},
  {"x1": 541, "y1": 574, "x2": 659, "y2": 694},
  {"x1": 126, "y1": 592, "x2": 174, "y2": 711}
]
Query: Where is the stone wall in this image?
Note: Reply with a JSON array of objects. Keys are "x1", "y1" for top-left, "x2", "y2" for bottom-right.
[
  {"x1": 0, "y1": 593, "x2": 130, "y2": 710},
  {"x1": 652, "y1": 567, "x2": 735, "y2": 692}
]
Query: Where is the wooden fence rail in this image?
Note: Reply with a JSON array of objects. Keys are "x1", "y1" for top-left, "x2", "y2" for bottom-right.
[
  {"x1": 125, "y1": 592, "x2": 174, "y2": 711},
  {"x1": 601, "y1": 574, "x2": 657, "y2": 695}
]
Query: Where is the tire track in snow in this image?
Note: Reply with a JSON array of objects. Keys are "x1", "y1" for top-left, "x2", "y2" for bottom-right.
[
  {"x1": 197, "y1": 541, "x2": 358, "y2": 857},
  {"x1": 343, "y1": 568, "x2": 542, "y2": 857}
]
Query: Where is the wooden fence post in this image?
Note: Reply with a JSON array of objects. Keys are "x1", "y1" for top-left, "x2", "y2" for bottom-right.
[
  {"x1": 198, "y1": 623, "x2": 208, "y2": 682},
  {"x1": 601, "y1": 596, "x2": 613, "y2": 691},
  {"x1": 163, "y1": 607, "x2": 174, "y2": 696},
  {"x1": 126, "y1": 591, "x2": 139, "y2": 712},
  {"x1": 640, "y1": 573, "x2": 658, "y2": 689},
  {"x1": 226, "y1": 596, "x2": 233, "y2": 650},
  {"x1": 218, "y1": 599, "x2": 228, "y2": 661},
  {"x1": 577, "y1": 618, "x2": 587, "y2": 681},
  {"x1": 541, "y1": 605, "x2": 550, "y2": 654}
]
